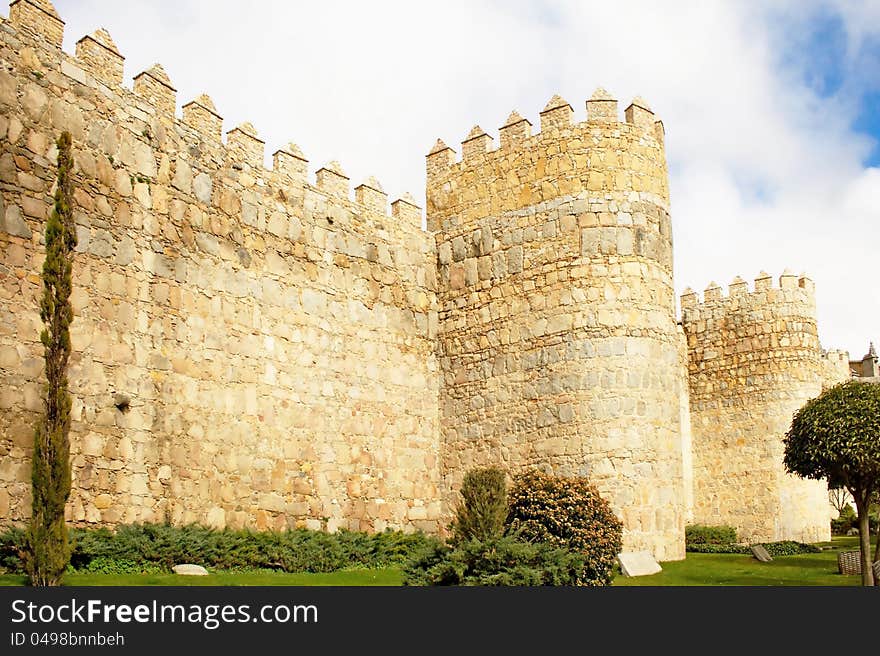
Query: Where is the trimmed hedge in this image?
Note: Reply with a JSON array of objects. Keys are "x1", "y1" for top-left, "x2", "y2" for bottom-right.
[
  {"x1": 685, "y1": 524, "x2": 738, "y2": 545},
  {"x1": 684, "y1": 524, "x2": 820, "y2": 556},
  {"x1": 0, "y1": 524, "x2": 441, "y2": 575},
  {"x1": 762, "y1": 541, "x2": 821, "y2": 557},
  {"x1": 403, "y1": 467, "x2": 622, "y2": 587},
  {"x1": 686, "y1": 540, "x2": 820, "y2": 556},
  {"x1": 685, "y1": 543, "x2": 750, "y2": 555}
]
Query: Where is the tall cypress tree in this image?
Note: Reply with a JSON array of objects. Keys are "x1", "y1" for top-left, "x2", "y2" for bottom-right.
[{"x1": 25, "y1": 131, "x2": 76, "y2": 586}]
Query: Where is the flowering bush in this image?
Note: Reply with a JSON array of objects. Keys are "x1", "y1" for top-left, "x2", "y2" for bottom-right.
[{"x1": 506, "y1": 470, "x2": 623, "y2": 586}]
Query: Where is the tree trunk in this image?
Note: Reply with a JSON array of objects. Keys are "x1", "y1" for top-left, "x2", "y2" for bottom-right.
[
  {"x1": 854, "y1": 494, "x2": 874, "y2": 586},
  {"x1": 874, "y1": 511, "x2": 879, "y2": 566}
]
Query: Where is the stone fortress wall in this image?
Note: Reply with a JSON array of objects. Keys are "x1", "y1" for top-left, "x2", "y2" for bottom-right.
[
  {"x1": 0, "y1": 0, "x2": 854, "y2": 558},
  {"x1": 427, "y1": 93, "x2": 686, "y2": 559},
  {"x1": 0, "y1": 0, "x2": 442, "y2": 533},
  {"x1": 681, "y1": 273, "x2": 849, "y2": 542}
]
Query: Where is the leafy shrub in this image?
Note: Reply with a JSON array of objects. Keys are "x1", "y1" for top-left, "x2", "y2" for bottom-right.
[
  {"x1": 0, "y1": 526, "x2": 26, "y2": 573},
  {"x1": 506, "y1": 470, "x2": 623, "y2": 586},
  {"x1": 685, "y1": 524, "x2": 738, "y2": 546},
  {"x1": 451, "y1": 467, "x2": 508, "y2": 544},
  {"x1": 762, "y1": 541, "x2": 820, "y2": 556},
  {"x1": 838, "y1": 504, "x2": 857, "y2": 521},
  {"x1": 685, "y1": 540, "x2": 819, "y2": 555},
  {"x1": 834, "y1": 514, "x2": 878, "y2": 535},
  {"x1": 682, "y1": 523, "x2": 818, "y2": 556},
  {"x1": 402, "y1": 536, "x2": 585, "y2": 586},
  {"x1": 0, "y1": 524, "x2": 441, "y2": 574}
]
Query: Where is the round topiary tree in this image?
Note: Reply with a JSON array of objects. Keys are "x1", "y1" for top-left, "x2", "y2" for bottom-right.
[
  {"x1": 784, "y1": 380, "x2": 880, "y2": 586},
  {"x1": 506, "y1": 470, "x2": 623, "y2": 586}
]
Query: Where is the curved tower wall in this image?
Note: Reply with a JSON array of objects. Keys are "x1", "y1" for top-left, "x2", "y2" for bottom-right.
[
  {"x1": 427, "y1": 94, "x2": 687, "y2": 560},
  {"x1": 681, "y1": 273, "x2": 843, "y2": 543}
]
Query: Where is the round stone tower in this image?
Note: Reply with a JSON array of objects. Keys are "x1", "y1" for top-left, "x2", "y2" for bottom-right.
[
  {"x1": 681, "y1": 271, "x2": 838, "y2": 544},
  {"x1": 427, "y1": 90, "x2": 686, "y2": 560}
]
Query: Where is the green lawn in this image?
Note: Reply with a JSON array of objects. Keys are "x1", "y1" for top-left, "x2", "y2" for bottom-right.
[
  {"x1": 613, "y1": 536, "x2": 863, "y2": 586},
  {"x1": 0, "y1": 568, "x2": 403, "y2": 587}
]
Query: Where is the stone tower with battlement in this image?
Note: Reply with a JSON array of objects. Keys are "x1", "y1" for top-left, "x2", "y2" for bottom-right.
[
  {"x1": 426, "y1": 92, "x2": 686, "y2": 559},
  {"x1": 681, "y1": 272, "x2": 848, "y2": 542},
  {"x1": 0, "y1": 0, "x2": 856, "y2": 560}
]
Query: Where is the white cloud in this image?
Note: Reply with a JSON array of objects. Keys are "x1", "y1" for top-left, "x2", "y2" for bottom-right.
[{"x1": 49, "y1": 0, "x2": 879, "y2": 356}]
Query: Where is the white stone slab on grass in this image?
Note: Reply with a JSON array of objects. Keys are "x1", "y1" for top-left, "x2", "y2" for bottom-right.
[
  {"x1": 172, "y1": 564, "x2": 209, "y2": 576},
  {"x1": 618, "y1": 551, "x2": 662, "y2": 577}
]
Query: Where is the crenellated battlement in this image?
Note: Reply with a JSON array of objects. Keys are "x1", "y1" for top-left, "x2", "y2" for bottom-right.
[
  {"x1": 681, "y1": 269, "x2": 821, "y2": 384},
  {"x1": 680, "y1": 269, "x2": 816, "y2": 322},
  {"x1": 133, "y1": 63, "x2": 176, "y2": 119},
  {"x1": 1, "y1": 1, "x2": 423, "y2": 238},
  {"x1": 74, "y1": 28, "x2": 122, "y2": 86},
  {"x1": 681, "y1": 266, "x2": 824, "y2": 408},
  {"x1": 428, "y1": 90, "x2": 664, "y2": 171},
  {"x1": 822, "y1": 349, "x2": 849, "y2": 364},
  {"x1": 426, "y1": 90, "x2": 668, "y2": 232},
  {"x1": 820, "y1": 348, "x2": 852, "y2": 389},
  {"x1": 182, "y1": 94, "x2": 223, "y2": 142},
  {"x1": 8, "y1": 0, "x2": 62, "y2": 48}
]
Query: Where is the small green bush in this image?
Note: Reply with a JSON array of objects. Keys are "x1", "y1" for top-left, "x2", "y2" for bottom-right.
[
  {"x1": 830, "y1": 506, "x2": 877, "y2": 535},
  {"x1": 402, "y1": 536, "x2": 585, "y2": 586},
  {"x1": 831, "y1": 505, "x2": 857, "y2": 535},
  {"x1": 506, "y1": 470, "x2": 623, "y2": 587},
  {"x1": 451, "y1": 467, "x2": 508, "y2": 544},
  {"x1": 685, "y1": 524, "x2": 738, "y2": 546},
  {"x1": 0, "y1": 526, "x2": 26, "y2": 573},
  {"x1": 830, "y1": 518, "x2": 854, "y2": 535}
]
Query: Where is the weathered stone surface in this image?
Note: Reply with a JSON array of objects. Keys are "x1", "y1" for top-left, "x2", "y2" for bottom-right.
[
  {"x1": 1, "y1": 205, "x2": 31, "y2": 239},
  {"x1": 751, "y1": 544, "x2": 772, "y2": 563},
  {"x1": 0, "y1": 68, "x2": 16, "y2": 107},
  {"x1": 618, "y1": 551, "x2": 662, "y2": 577},
  {"x1": 193, "y1": 173, "x2": 212, "y2": 204},
  {"x1": 0, "y1": 10, "x2": 441, "y2": 539},
  {"x1": 172, "y1": 159, "x2": 192, "y2": 194}
]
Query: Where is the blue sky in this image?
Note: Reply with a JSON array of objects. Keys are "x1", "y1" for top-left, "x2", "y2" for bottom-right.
[
  {"x1": 41, "y1": 1, "x2": 880, "y2": 357},
  {"x1": 774, "y1": 4, "x2": 880, "y2": 165}
]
